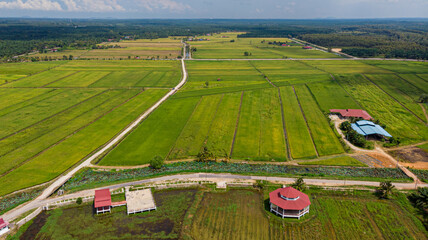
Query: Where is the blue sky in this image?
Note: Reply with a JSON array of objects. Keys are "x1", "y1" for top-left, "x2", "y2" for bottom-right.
[{"x1": 0, "y1": 0, "x2": 426, "y2": 19}]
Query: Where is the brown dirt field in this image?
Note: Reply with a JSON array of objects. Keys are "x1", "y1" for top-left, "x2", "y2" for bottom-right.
[
  {"x1": 366, "y1": 152, "x2": 396, "y2": 168},
  {"x1": 400, "y1": 161, "x2": 428, "y2": 170},
  {"x1": 389, "y1": 147, "x2": 428, "y2": 163}
]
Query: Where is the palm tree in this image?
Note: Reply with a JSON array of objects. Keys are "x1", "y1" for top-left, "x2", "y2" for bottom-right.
[
  {"x1": 378, "y1": 181, "x2": 395, "y2": 199},
  {"x1": 291, "y1": 177, "x2": 306, "y2": 191}
]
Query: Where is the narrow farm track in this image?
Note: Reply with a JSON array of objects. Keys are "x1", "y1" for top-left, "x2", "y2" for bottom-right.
[
  {"x1": 419, "y1": 103, "x2": 428, "y2": 123},
  {"x1": 3, "y1": 172, "x2": 427, "y2": 223},
  {"x1": 229, "y1": 91, "x2": 244, "y2": 157},
  {"x1": 292, "y1": 86, "x2": 320, "y2": 157},
  {"x1": 249, "y1": 61, "x2": 292, "y2": 160}
]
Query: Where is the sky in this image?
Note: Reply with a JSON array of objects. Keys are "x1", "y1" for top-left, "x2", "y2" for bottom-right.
[{"x1": 0, "y1": 0, "x2": 427, "y2": 19}]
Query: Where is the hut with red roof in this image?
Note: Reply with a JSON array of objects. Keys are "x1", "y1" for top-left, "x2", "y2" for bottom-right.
[
  {"x1": 269, "y1": 187, "x2": 311, "y2": 219},
  {"x1": 94, "y1": 189, "x2": 112, "y2": 214},
  {"x1": 329, "y1": 109, "x2": 373, "y2": 120},
  {"x1": 0, "y1": 218, "x2": 10, "y2": 235}
]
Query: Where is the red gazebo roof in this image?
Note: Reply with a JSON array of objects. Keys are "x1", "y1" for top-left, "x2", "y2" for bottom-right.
[
  {"x1": 0, "y1": 218, "x2": 9, "y2": 229},
  {"x1": 269, "y1": 187, "x2": 311, "y2": 210},
  {"x1": 330, "y1": 109, "x2": 373, "y2": 120},
  {"x1": 94, "y1": 189, "x2": 111, "y2": 208}
]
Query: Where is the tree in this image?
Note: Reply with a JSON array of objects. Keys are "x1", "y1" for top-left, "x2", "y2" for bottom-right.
[
  {"x1": 196, "y1": 147, "x2": 214, "y2": 162},
  {"x1": 377, "y1": 181, "x2": 395, "y2": 199},
  {"x1": 76, "y1": 197, "x2": 82, "y2": 205},
  {"x1": 150, "y1": 155, "x2": 164, "y2": 169},
  {"x1": 291, "y1": 177, "x2": 306, "y2": 191},
  {"x1": 204, "y1": 81, "x2": 209, "y2": 88},
  {"x1": 419, "y1": 94, "x2": 428, "y2": 103},
  {"x1": 244, "y1": 51, "x2": 249, "y2": 56},
  {"x1": 68, "y1": 55, "x2": 73, "y2": 60},
  {"x1": 409, "y1": 187, "x2": 428, "y2": 213}
]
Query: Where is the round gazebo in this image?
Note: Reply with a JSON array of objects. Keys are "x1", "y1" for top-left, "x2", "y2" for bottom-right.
[{"x1": 269, "y1": 187, "x2": 311, "y2": 219}]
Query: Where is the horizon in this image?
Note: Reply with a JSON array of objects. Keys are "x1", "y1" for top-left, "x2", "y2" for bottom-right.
[{"x1": 0, "y1": 0, "x2": 427, "y2": 19}]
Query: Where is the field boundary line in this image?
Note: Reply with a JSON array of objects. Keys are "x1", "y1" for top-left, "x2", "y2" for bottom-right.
[
  {"x1": 40, "y1": 71, "x2": 80, "y2": 88},
  {"x1": 0, "y1": 61, "x2": 68, "y2": 87},
  {"x1": 0, "y1": 88, "x2": 57, "y2": 117},
  {"x1": 86, "y1": 71, "x2": 116, "y2": 88},
  {"x1": 134, "y1": 70, "x2": 155, "y2": 87},
  {"x1": 229, "y1": 91, "x2": 244, "y2": 157},
  {"x1": 415, "y1": 74, "x2": 428, "y2": 82},
  {"x1": 395, "y1": 74, "x2": 427, "y2": 94},
  {"x1": 362, "y1": 74, "x2": 427, "y2": 126},
  {"x1": 0, "y1": 90, "x2": 126, "y2": 159},
  {"x1": 202, "y1": 94, "x2": 225, "y2": 146},
  {"x1": 165, "y1": 96, "x2": 204, "y2": 160},
  {"x1": 277, "y1": 88, "x2": 292, "y2": 160},
  {"x1": 249, "y1": 61, "x2": 291, "y2": 160},
  {"x1": 0, "y1": 89, "x2": 108, "y2": 142},
  {"x1": 330, "y1": 74, "x2": 366, "y2": 109},
  {"x1": 292, "y1": 86, "x2": 320, "y2": 157},
  {"x1": 0, "y1": 89, "x2": 144, "y2": 178}
]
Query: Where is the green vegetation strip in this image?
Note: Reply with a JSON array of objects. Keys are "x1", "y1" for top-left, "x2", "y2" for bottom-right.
[
  {"x1": 298, "y1": 156, "x2": 368, "y2": 167},
  {"x1": 62, "y1": 161, "x2": 409, "y2": 192}
]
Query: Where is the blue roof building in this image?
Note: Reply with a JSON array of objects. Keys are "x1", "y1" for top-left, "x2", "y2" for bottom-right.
[{"x1": 351, "y1": 120, "x2": 392, "y2": 138}]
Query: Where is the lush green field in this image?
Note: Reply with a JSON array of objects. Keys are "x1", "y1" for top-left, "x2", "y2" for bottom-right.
[
  {"x1": 336, "y1": 74, "x2": 428, "y2": 144},
  {"x1": 190, "y1": 32, "x2": 341, "y2": 59},
  {"x1": 0, "y1": 60, "x2": 176, "y2": 196},
  {"x1": 232, "y1": 88, "x2": 287, "y2": 161},
  {"x1": 298, "y1": 156, "x2": 367, "y2": 167},
  {"x1": 2, "y1": 60, "x2": 181, "y2": 89},
  {"x1": 365, "y1": 74, "x2": 427, "y2": 122},
  {"x1": 11, "y1": 189, "x2": 196, "y2": 239},
  {"x1": 280, "y1": 86, "x2": 317, "y2": 159},
  {"x1": 303, "y1": 60, "x2": 392, "y2": 74},
  {"x1": 294, "y1": 85, "x2": 344, "y2": 156}
]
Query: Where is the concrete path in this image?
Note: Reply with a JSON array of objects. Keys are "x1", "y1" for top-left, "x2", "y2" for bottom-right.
[{"x1": 3, "y1": 172, "x2": 427, "y2": 223}]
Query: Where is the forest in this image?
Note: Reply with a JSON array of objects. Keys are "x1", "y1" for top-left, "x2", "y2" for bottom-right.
[{"x1": 0, "y1": 18, "x2": 427, "y2": 60}]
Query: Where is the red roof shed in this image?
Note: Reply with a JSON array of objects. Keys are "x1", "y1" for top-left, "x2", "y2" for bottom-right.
[
  {"x1": 269, "y1": 187, "x2": 311, "y2": 210},
  {"x1": 0, "y1": 218, "x2": 9, "y2": 229},
  {"x1": 94, "y1": 189, "x2": 111, "y2": 208},
  {"x1": 330, "y1": 109, "x2": 373, "y2": 120}
]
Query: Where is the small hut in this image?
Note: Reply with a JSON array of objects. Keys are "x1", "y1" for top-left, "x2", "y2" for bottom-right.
[{"x1": 269, "y1": 187, "x2": 311, "y2": 219}]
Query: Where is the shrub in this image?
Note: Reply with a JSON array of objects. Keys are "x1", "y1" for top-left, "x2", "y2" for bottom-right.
[
  {"x1": 150, "y1": 156, "x2": 164, "y2": 169},
  {"x1": 76, "y1": 197, "x2": 82, "y2": 205}
]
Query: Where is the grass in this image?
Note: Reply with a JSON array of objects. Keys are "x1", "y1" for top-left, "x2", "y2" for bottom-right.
[
  {"x1": 205, "y1": 92, "x2": 242, "y2": 157},
  {"x1": 47, "y1": 71, "x2": 111, "y2": 87},
  {"x1": 168, "y1": 94, "x2": 223, "y2": 159},
  {"x1": 336, "y1": 74, "x2": 428, "y2": 144},
  {"x1": 306, "y1": 80, "x2": 361, "y2": 112},
  {"x1": 15, "y1": 187, "x2": 426, "y2": 239},
  {"x1": 417, "y1": 143, "x2": 428, "y2": 152},
  {"x1": 363, "y1": 60, "x2": 428, "y2": 74},
  {"x1": 190, "y1": 33, "x2": 340, "y2": 59},
  {"x1": 99, "y1": 97, "x2": 200, "y2": 166},
  {"x1": 0, "y1": 89, "x2": 167, "y2": 196},
  {"x1": 398, "y1": 74, "x2": 428, "y2": 93},
  {"x1": 2, "y1": 70, "x2": 77, "y2": 87},
  {"x1": 294, "y1": 85, "x2": 344, "y2": 156},
  {"x1": 298, "y1": 156, "x2": 368, "y2": 167},
  {"x1": 365, "y1": 74, "x2": 427, "y2": 122},
  {"x1": 302, "y1": 60, "x2": 392, "y2": 74},
  {"x1": 232, "y1": 88, "x2": 287, "y2": 161},
  {"x1": 10, "y1": 189, "x2": 196, "y2": 239},
  {"x1": 280, "y1": 86, "x2": 317, "y2": 159}
]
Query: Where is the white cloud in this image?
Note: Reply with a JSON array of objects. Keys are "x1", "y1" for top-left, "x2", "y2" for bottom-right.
[
  {"x1": 62, "y1": 0, "x2": 125, "y2": 12},
  {"x1": 138, "y1": 0, "x2": 191, "y2": 12},
  {"x1": 0, "y1": 0, "x2": 62, "y2": 10}
]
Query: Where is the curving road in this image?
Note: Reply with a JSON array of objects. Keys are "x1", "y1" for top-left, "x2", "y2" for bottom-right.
[{"x1": 3, "y1": 172, "x2": 427, "y2": 223}]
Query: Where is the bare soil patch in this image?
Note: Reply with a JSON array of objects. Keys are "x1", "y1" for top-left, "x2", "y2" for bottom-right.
[{"x1": 389, "y1": 147, "x2": 428, "y2": 163}]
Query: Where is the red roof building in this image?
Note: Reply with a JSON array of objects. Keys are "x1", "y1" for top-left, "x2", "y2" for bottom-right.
[
  {"x1": 330, "y1": 109, "x2": 373, "y2": 120},
  {"x1": 269, "y1": 187, "x2": 311, "y2": 219},
  {"x1": 94, "y1": 189, "x2": 112, "y2": 214},
  {"x1": 0, "y1": 218, "x2": 10, "y2": 235}
]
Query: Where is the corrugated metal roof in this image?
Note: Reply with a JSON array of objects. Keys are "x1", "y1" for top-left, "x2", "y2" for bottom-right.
[{"x1": 351, "y1": 121, "x2": 392, "y2": 138}]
